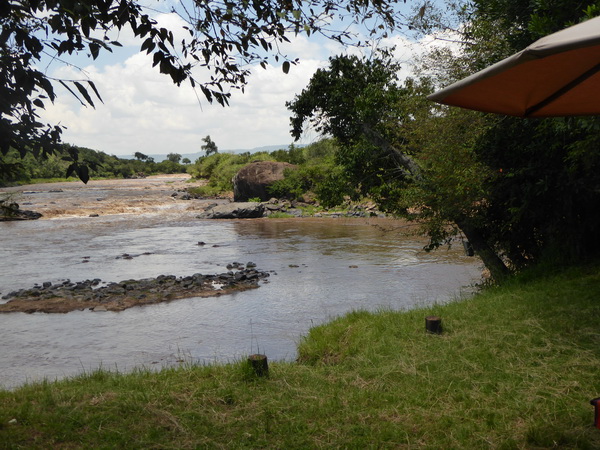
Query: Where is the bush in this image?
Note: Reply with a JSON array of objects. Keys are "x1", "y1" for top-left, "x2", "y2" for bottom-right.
[
  {"x1": 191, "y1": 152, "x2": 274, "y2": 192},
  {"x1": 189, "y1": 139, "x2": 350, "y2": 203}
]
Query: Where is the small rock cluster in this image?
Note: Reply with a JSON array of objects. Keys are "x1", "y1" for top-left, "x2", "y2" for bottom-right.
[
  {"x1": 0, "y1": 200, "x2": 43, "y2": 221},
  {"x1": 195, "y1": 198, "x2": 385, "y2": 220},
  {"x1": 263, "y1": 199, "x2": 385, "y2": 218},
  {"x1": 0, "y1": 264, "x2": 270, "y2": 313}
]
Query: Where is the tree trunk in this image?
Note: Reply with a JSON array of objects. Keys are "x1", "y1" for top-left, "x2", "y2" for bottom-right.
[
  {"x1": 361, "y1": 124, "x2": 424, "y2": 181},
  {"x1": 361, "y1": 125, "x2": 511, "y2": 281},
  {"x1": 456, "y1": 218, "x2": 511, "y2": 281}
]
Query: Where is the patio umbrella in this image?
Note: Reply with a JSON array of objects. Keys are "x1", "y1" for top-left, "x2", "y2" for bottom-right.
[{"x1": 428, "y1": 15, "x2": 600, "y2": 117}]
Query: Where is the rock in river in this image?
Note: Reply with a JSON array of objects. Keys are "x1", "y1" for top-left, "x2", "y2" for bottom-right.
[{"x1": 197, "y1": 202, "x2": 265, "y2": 219}]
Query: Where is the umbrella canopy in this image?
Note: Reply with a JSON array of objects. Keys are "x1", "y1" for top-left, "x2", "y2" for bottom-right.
[{"x1": 428, "y1": 16, "x2": 600, "y2": 117}]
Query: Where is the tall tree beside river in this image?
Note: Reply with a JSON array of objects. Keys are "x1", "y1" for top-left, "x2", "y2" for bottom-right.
[
  {"x1": 287, "y1": 53, "x2": 511, "y2": 280},
  {"x1": 288, "y1": 0, "x2": 600, "y2": 276}
]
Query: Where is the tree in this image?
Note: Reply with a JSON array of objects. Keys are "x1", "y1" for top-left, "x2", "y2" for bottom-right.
[
  {"x1": 181, "y1": 158, "x2": 191, "y2": 165},
  {"x1": 287, "y1": 53, "x2": 511, "y2": 280},
  {"x1": 134, "y1": 152, "x2": 148, "y2": 161},
  {"x1": 412, "y1": 0, "x2": 600, "y2": 269},
  {"x1": 0, "y1": 0, "x2": 400, "y2": 182},
  {"x1": 201, "y1": 136, "x2": 218, "y2": 157},
  {"x1": 166, "y1": 153, "x2": 182, "y2": 164}
]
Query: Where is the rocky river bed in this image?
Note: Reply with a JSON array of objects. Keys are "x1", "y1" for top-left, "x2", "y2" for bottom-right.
[
  {"x1": 0, "y1": 176, "x2": 484, "y2": 388},
  {"x1": 0, "y1": 174, "x2": 389, "y2": 313},
  {"x1": 0, "y1": 264, "x2": 270, "y2": 314}
]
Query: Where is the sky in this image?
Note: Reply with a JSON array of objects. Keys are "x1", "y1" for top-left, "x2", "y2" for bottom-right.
[{"x1": 37, "y1": 1, "x2": 454, "y2": 157}]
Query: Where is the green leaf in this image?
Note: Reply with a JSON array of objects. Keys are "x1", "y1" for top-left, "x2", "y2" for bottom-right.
[
  {"x1": 282, "y1": 61, "x2": 290, "y2": 74},
  {"x1": 89, "y1": 42, "x2": 100, "y2": 59},
  {"x1": 141, "y1": 37, "x2": 155, "y2": 54},
  {"x1": 87, "y1": 81, "x2": 103, "y2": 104},
  {"x1": 153, "y1": 52, "x2": 163, "y2": 67},
  {"x1": 59, "y1": 80, "x2": 85, "y2": 106},
  {"x1": 66, "y1": 162, "x2": 77, "y2": 179},
  {"x1": 77, "y1": 165, "x2": 90, "y2": 184},
  {"x1": 73, "y1": 81, "x2": 95, "y2": 107}
]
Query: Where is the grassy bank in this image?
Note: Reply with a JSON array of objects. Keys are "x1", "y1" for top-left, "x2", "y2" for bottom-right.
[{"x1": 1, "y1": 265, "x2": 600, "y2": 448}]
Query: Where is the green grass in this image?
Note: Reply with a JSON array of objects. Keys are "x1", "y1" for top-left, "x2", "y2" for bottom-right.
[
  {"x1": 266, "y1": 211, "x2": 295, "y2": 218},
  {"x1": 2, "y1": 264, "x2": 600, "y2": 448},
  {"x1": 186, "y1": 185, "x2": 230, "y2": 198}
]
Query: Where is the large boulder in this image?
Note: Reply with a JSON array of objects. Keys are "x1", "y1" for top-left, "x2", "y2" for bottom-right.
[
  {"x1": 197, "y1": 202, "x2": 265, "y2": 219},
  {"x1": 233, "y1": 161, "x2": 297, "y2": 202}
]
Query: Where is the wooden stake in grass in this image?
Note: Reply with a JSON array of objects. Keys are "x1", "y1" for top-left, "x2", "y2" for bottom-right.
[
  {"x1": 425, "y1": 316, "x2": 442, "y2": 334},
  {"x1": 591, "y1": 398, "x2": 600, "y2": 429},
  {"x1": 248, "y1": 354, "x2": 269, "y2": 377}
]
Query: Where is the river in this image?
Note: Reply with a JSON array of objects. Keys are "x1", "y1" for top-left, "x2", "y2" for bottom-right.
[{"x1": 0, "y1": 178, "x2": 483, "y2": 389}]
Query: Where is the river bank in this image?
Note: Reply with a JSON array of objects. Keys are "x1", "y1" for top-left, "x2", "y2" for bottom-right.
[{"x1": 1, "y1": 263, "x2": 598, "y2": 447}]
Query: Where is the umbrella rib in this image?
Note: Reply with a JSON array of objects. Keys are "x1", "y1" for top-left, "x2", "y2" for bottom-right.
[{"x1": 525, "y1": 62, "x2": 600, "y2": 117}]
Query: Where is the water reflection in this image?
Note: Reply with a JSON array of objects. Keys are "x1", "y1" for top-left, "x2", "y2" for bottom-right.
[{"x1": 0, "y1": 215, "x2": 481, "y2": 389}]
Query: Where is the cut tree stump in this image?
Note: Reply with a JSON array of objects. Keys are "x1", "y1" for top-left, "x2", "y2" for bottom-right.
[
  {"x1": 425, "y1": 316, "x2": 443, "y2": 334},
  {"x1": 248, "y1": 354, "x2": 269, "y2": 377}
]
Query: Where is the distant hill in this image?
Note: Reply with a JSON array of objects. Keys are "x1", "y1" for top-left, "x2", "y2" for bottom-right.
[{"x1": 126, "y1": 144, "x2": 296, "y2": 162}]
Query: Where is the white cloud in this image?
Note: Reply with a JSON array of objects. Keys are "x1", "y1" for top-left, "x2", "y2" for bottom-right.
[
  {"x1": 37, "y1": 16, "x2": 459, "y2": 157},
  {"x1": 38, "y1": 38, "x2": 323, "y2": 156}
]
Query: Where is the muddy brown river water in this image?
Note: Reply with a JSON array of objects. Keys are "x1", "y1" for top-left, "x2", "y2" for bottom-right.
[{"x1": 0, "y1": 175, "x2": 483, "y2": 389}]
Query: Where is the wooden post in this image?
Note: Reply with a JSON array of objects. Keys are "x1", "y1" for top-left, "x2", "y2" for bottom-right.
[
  {"x1": 426, "y1": 316, "x2": 442, "y2": 334},
  {"x1": 248, "y1": 354, "x2": 269, "y2": 377},
  {"x1": 591, "y1": 398, "x2": 600, "y2": 428}
]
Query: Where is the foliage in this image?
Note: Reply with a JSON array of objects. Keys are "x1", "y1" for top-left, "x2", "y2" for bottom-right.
[
  {"x1": 286, "y1": 52, "x2": 421, "y2": 205},
  {"x1": 393, "y1": 81, "x2": 495, "y2": 251},
  {"x1": 288, "y1": 52, "x2": 406, "y2": 147},
  {"x1": 434, "y1": 0, "x2": 600, "y2": 267},
  {"x1": 188, "y1": 138, "x2": 354, "y2": 206},
  {"x1": 269, "y1": 143, "x2": 306, "y2": 165},
  {"x1": 190, "y1": 151, "x2": 274, "y2": 193},
  {"x1": 266, "y1": 211, "x2": 295, "y2": 218},
  {"x1": 267, "y1": 140, "x2": 356, "y2": 206},
  {"x1": 472, "y1": 116, "x2": 600, "y2": 265},
  {"x1": 268, "y1": 165, "x2": 324, "y2": 201},
  {"x1": 2, "y1": 264, "x2": 600, "y2": 447},
  {"x1": 201, "y1": 135, "x2": 218, "y2": 157},
  {"x1": 0, "y1": 145, "x2": 186, "y2": 186},
  {"x1": 166, "y1": 153, "x2": 182, "y2": 164},
  {"x1": 0, "y1": 0, "x2": 399, "y2": 182},
  {"x1": 287, "y1": 52, "x2": 512, "y2": 279}
]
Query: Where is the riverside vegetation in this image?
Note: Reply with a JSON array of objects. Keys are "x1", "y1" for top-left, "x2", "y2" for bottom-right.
[
  {"x1": 0, "y1": 145, "x2": 188, "y2": 186},
  {"x1": 1, "y1": 262, "x2": 599, "y2": 448}
]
